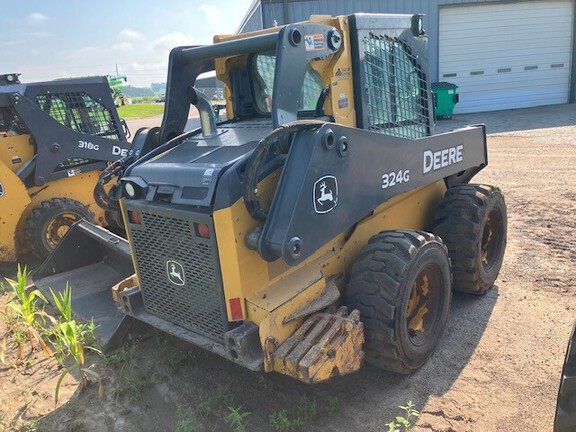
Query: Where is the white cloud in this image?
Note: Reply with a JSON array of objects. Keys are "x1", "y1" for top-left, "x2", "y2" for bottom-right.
[
  {"x1": 152, "y1": 32, "x2": 197, "y2": 53},
  {"x1": 67, "y1": 46, "x2": 103, "y2": 57},
  {"x1": 130, "y1": 61, "x2": 168, "y2": 72},
  {"x1": 112, "y1": 42, "x2": 133, "y2": 51},
  {"x1": 27, "y1": 13, "x2": 49, "y2": 24},
  {"x1": 118, "y1": 29, "x2": 144, "y2": 41},
  {"x1": 7, "y1": 1, "x2": 253, "y2": 87}
]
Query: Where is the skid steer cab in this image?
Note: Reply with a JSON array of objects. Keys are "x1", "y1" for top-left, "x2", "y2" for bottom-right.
[
  {"x1": 35, "y1": 14, "x2": 507, "y2": 383},
  {"x1": 0, "y1": 74, "x2": 134, "y2": 260}
]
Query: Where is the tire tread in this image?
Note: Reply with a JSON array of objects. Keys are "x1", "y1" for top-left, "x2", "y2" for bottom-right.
[
  {"x1": 433, "y1": 184, "x2": 506, "y2": 295},
  {"x1": 25, "y1": 198, "x2": 94, "y2": 259},
  {"x1": 346, "y1": 230, "x2": 449, "y2": 374}
]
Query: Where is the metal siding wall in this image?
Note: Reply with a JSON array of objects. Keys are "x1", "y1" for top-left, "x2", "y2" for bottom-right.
[
  {"x1": 249, "y1": 0, "x2": 574, "y2": 93},
  {"x1": 258, "y1": 0, "x2": 444, "y2": 80},
  {"x1": 568, "y1": 0, "x2": 576, "y2": 103},
  {"x1": 241, "y1": 4, "x2": 264, "y2": 33},
  {"x1": 262, "y1": 3, "x2": 283, "y2": 27}
]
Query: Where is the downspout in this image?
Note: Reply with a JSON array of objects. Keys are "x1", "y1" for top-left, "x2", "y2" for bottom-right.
[
  {"x1": 283, "y1": 0, "x2": 289, "y2": 25},
  {"x1": 570, "y1": 0, "x2": 576, "y2": 103}
]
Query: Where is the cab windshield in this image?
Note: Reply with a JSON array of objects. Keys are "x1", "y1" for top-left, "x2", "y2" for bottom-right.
[{"x1": 252, "y1": 52, "x2": 323, "y2": 113}]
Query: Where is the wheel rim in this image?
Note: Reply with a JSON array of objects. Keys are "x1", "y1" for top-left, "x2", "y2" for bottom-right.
[
  {"x1": 45, "y1": 212, "x2": 81, "y2": 248},
  {"x1": 481, "y1": 208, "x2": 504, "y2": 273},
  {"x1": 406, "y1": 264, "x2": 443, "y2": 347}
]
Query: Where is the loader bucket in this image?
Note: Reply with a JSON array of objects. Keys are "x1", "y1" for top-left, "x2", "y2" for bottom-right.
[{"x1": 33, "y1": 221, "x2": 137, "y2": 352}]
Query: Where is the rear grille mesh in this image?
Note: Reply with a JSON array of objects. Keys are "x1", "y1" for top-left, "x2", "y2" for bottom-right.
[{"x1": 130, "y1": 210, "x2": 228, "y2": 341}]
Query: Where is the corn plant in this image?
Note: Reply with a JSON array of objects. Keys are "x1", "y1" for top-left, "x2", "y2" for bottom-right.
[
  {"x1": 50, "y1": 284, "x2": 102, "y2": 406},
  {"x1": 1, "y1": 265, "x2": 53, "y2": 361},
  {"x1": 48, "y1": 284, "x2": 98, "y2": 361},
  {"x1": 50, "y1": 284, "x2": 73, "y2": 322}
]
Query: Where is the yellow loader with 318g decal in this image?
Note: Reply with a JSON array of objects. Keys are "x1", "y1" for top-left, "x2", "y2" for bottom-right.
[
  {"x1": 0, "y1": 74, "x2": 131, "y2": 261},
  {"x1": 34, "y1": 13, "x2": 507, "y2": 383}
]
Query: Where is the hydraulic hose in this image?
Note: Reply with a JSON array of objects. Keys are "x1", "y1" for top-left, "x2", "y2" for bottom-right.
[
  {"x1": 93, "y1": 156, "x2": 130, "y2": 212},
  {"x1": 243, "y1": 120, "x2": 325, "y2": 222}
]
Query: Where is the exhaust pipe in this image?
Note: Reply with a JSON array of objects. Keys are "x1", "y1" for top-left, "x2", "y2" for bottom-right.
[{"x1": 187, "y1": 86, "x2": 217, "y2": 138}]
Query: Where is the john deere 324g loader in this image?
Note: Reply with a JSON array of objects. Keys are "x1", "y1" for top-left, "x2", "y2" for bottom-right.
[
  {"x1": 34, "y1": 14, "x2": 507, "y2": 383},
  {"x1": 0, "y1": 74, "x2": 131, "y2": 260}
]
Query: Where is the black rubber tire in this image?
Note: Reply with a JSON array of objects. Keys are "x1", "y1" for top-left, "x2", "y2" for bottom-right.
[
  {"x1": 25, "y1": 198, "x2": 95, "y2": 259},
  {"x1": 555, "y1": 321, "x2": 576, "y2": 432},
  {"x1": 346, "y1": 230, "x2": 452, "y2": 374},
  {"x1": 433, "y1": 184, "x2": 507, "y2": 295}
]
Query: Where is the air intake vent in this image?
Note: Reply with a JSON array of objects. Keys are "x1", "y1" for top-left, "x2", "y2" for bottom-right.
[{"x1": 128, "y1": 206, "x2": 229, "y2": 341}]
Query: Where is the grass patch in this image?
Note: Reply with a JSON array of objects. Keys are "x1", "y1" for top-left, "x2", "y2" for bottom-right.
[
  {"x1": 269, "y1": 396, "x2": 318, "y2": 432},
  {"x1": 106, "y1": 342, "x2": 150, "y2": 402},
  {"x1": 176, "y1": 404, "x2": 199, "y2": 432},
  {"x1": 117, "y1": 104, "x2": 164, "y2": 119},
  {"x1": 328, "y1": 396, "x2": 340, "y2": 415}
]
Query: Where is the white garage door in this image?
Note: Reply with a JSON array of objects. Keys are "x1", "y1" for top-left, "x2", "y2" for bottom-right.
[{"x1": 439, "y1": 1, "x2": 573, "y2": 113}]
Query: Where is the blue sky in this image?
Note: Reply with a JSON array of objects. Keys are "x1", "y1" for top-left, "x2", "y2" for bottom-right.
[{"x1": 1, "y1": 0, "x2": 254, "y2": 86}]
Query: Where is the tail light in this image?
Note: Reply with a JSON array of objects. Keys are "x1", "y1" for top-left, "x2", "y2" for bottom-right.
[
  {"x1": 195, "y1": 222, "x2": 210, "y2": 238},
  {"x1": 128, "y1": 210, "x2": 141, "y2": 224}
]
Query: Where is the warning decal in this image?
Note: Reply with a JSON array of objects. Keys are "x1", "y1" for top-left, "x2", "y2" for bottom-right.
[{"x1": 304, "y1": 34, "x2": 324, "y2": 51}]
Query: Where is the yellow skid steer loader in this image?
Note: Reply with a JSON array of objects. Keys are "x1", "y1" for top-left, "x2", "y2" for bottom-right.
[
  {"x1": 0, "y1": 74, "x2": 131, "y2": 260},
  {"x1": 34, "y1": 14, "x2": 507, "y2": 383}
]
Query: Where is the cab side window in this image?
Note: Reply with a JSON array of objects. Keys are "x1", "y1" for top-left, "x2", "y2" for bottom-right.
[{"x1": 253, "y1": 53, "x2": 323, "y2": 113}]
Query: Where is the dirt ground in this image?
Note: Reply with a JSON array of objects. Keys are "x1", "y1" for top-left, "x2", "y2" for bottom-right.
[{"x1": 1, "y1": 107, "x2": 575, "y2": 432}]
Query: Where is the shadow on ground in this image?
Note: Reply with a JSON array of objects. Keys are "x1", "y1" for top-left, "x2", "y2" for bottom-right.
[
  {"x1": 435, "y1": 103, "x2": 576, "y2": 135},
  {"x1": 37, "y1": 286, "x2": 498, "y2": 431}
]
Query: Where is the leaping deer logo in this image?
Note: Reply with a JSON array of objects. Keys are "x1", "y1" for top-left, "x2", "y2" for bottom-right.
[
  {"x1": 313, "y1": 175, "x2": 338, "y2": 214},
  {"x1": 317, "y1": 181, "x2": 334, "y2": 205},
  {"x1": 166, "y1": 260, "x2": 185, "y2": 286}
]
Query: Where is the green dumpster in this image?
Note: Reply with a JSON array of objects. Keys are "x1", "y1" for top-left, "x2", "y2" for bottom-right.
[{"x1": 431, "y1": 82, "x2": 459, "y2": 119}]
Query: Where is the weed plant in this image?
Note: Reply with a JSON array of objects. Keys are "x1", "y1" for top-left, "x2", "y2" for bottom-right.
[
  {"x1": 269, "y1": 396, "x2": 318, "y2": 432},
  {"x1": 226, "y1": 405, "x2": 251, "y2": 432},
  {"x1": 386, "y1": 401, "x2": 420, "y2": 432}
]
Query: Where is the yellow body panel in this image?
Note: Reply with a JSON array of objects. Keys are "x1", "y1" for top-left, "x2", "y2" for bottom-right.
[
  {"x1": 213, "y1": 180, "x2": 446, "y2": 327},
  {"x1": 311, "y1": 15, "x2": 356, "y2": 127},
  {"x1": 0, "y1": 134, "x2": 35, "y2": 172},
  {"x1": 1, "y1": 129, "x2": 113, "y2": 261},
  {"x1": 213, "y1": 173, "x2": 445, "y2": 381},
  {"x1": 214, "y1": 15, "x2": 355, "y2": 125},
  {"x1": 0, "y1": 160, "x2": 32, "y2": 261},
  {"x1": 0, "y1": 163, "x2": 108, "y2": 261},
  {"x1": 212, "y1": 14, "x2": 363, "y2": 325},
  {"x1": 248, "y1": 268, "x2": 325, "y2": 350}
]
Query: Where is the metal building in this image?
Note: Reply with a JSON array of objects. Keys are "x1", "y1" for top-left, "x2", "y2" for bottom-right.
[{"x1": 237, "y1": 0, "x2": 576, "y2": 113}]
